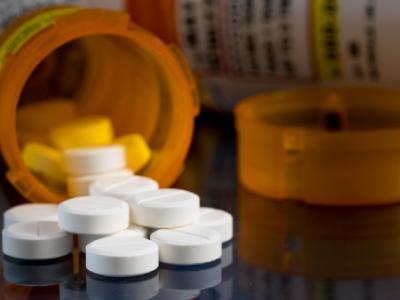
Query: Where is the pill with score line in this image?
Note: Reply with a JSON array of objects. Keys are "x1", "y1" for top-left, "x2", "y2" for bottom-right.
[
  {"x1": 3, "y1": 203, "x2": 58, "y2": 228},
  {"x1": 127, "y1": 189, "x2": 200, "y2": 228},
  {"x1": 196, "y1": 207, "x2": 233, "y2": 243},
  {"x1": 79, "y1": 225, "x2": 147, "y2": 253},
  {"x1": 150, "y1": 225, "x2": 222, "y2": 265},
  {"x1": 58, "y1": 196, "x2": 130, "y2": 235},
  {"x1": 2, "y1": 221, "x2": 73, "y2": 260},
  {"x1": 89, "y1": 175, "x2": 159, "y2": 199},
  {"x1": 67, "y1": 169, "x2": 133, "y2": 197}
]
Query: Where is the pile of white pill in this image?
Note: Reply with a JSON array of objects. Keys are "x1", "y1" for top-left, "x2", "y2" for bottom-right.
[{"x1": 2, "y1": 174, "x2": 233, "y2": 278}]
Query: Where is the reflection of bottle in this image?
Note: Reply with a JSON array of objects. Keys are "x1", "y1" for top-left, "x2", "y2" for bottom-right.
[
  {"x1": 128, "y1": 0, "x2": 400, "y2": 110},
  {"x1": 238, "y1": 186, "x2": 400, "y2": 278}
]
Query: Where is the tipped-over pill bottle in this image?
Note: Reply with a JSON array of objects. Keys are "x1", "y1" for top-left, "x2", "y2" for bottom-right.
[
  {"x1": 127, "y1": 0, "x2": 400, "y2": 110},
  {"x1": 0, "y1": 5, "x2": 200, "y2": 204}
]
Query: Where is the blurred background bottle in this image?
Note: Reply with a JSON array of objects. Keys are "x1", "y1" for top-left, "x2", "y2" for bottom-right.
[{"x1": 127, "y1": 0, "x2": 400, "y2": 111}]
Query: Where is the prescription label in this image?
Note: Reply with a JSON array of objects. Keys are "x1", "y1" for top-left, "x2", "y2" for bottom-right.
[
  {"x1": 0, "y1": 7, "x2": 80, "y2": 70},
  {"x1": 0, "y1": 0, "x2": 79, "y2": 33},
  {"x1": 177, "y1": 0, "x2": 312, "y2": 80},
  {"x1": 177, "y1": 0, "x2": 400, "y2": 109}
]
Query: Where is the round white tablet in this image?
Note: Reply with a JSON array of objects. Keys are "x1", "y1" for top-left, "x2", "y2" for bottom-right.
[
  {"x1": 89, "y1": 175, "x2": 159, "y2": 199},
  {"x1": 79, "y1": 225, "x2": 147, "y2": 253},
  {"x1": 2, "y1": 221, "x2": 72, "y2": 260},
  {"x1": 63, "y1": 145, "x2": 126, "y2": 175},
  {"x1": 3, "y1": 203, "x2": 58, "y2": 228},
  {"x1": 58, "y1": 196, "x2": 129, "y2": 235},
  {"x1": 86, "y1": 235, "x2": 159, "y2": 277},
  {"x1": 150, "y1": 225, "x2": 222, "y2": 265},
  {"x1": 67, "y1": 169, "x2": 133, "y2": 197},
  {"x1": 128, "y1": 189, "x2": 200, "y2": 228},
  {"x1": 196, "y1": 208, "x2": 233, "y2": 243}
]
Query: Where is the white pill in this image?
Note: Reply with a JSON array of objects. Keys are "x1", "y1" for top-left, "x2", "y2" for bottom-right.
[
  {"x1": 196, "y1": 208, "x2": 233, "y2": 243},
  {"x1": 63, "y1": 145, "x2": 126, "y2": 175},
  {"x1": 3, "y1": 203, "x2": 58, "y2": 228},
  {"x1": 150, "y1": 225, "x2": 222, "y2": 265},
  {"x1": 128, "y1": 189, "x2": 200, "y2": 228},
  {"x1": 2, "y1": 221, "x2": 72, "y2": 260},
  {"x1": 67, "y1": 169, "x2": 133, "y2": 197},
  {"x1": 79, "y1": 225, "x2": 147, "y2": 253},
  {"x1": 58, "y1": 196, "x2": 129, "y2": 235},
  {"x1": 89, "y1": 175, "x2": 159, "y2": 199},
  {"x1": 86, "y1": 235, "x2": 159, "y2": 277}
]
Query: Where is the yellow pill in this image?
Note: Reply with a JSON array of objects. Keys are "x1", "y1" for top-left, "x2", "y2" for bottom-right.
[
  {"x1": 115, "y1": 134, "x2": 152, "y2": 172},
  {"x1": 49, "y1": 116, "x2": 114, "y2": 150},
  {"x1": 17, "y1": 99, "x2": 78, "y2": 144},
  {"x1": 22, "y1": 143, "x2": 65, "y2": 183}
]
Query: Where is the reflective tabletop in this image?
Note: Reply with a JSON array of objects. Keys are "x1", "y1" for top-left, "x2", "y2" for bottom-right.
[{"x1": 2, "y1": 113, "x2": 400, "y2": 299}]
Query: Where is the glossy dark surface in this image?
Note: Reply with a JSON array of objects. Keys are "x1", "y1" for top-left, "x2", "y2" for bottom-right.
[{"x1": 2, "y1": 113, "x2": 400, "y2": 299}]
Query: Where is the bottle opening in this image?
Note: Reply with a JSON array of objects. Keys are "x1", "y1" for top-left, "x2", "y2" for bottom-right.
[{"x1": 0, "y1": 8, "x2": 198, "y2": 203}]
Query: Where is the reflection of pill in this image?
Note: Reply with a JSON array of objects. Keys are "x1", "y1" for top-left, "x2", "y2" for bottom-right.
[
  {"x1": 22, "y1": 143, "x2": 65, "y2": 183},
  {"x1": 150, "y1": 225, "x2": 222, "y2": 265},
  {"x1": 2, "y1": 221, "x2": 72, "y2": 260},
  {"x1": 50, "y1": 116, "x2": 113, "y2": 150},
  {"x1": 58, "y1": 196, "x2": 129, "y2": 235},
  {"x1": 196, "y1": 208, "x2": 233, "y2": 243},
  {"x1": 67, "y1": 169, "x2": 132, "y2": 197},
  {"x1": 89, "y1": 175, "x2": 158, "y2": 199},
  {"x1": 3, "y1": 254, "x2": 73, "y2": 286},
  {"x1": 127, "y1": 189, "x2": 200, "y2": 228},
  {"x1": 159, "y1": 260, "x2": 222, "y2": 290},
  {"x1": 86, "y1": 235, "x2": 159, "y2": 277},
  {"x1": 4, "y1": 204, "x2": 58, "y2": 228},
  {"x1": 79, "y1": 225, "x2": 147, "y2": 253},
  {"x1": 86, "y1": 270, "x2": 159, "y2": 300},
  {"x1": 63, "y1": 145, "x2": 126, "y2": 176},
  {"x1": 115, "y1": 134, "x2": 152, "y2": 172}
]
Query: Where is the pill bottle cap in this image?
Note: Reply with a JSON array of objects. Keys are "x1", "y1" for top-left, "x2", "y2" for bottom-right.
[
  {"x1": 235, "y1": 87, "x2": 400, "y2": 206},
  {"x1": 0, "y1": 7, "x2": 200, "y2": 203}
]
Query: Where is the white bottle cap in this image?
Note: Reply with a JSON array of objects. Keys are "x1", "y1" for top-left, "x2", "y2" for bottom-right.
[
  {"x1": 58, "y1": 196, "x2": 129, "y2": 235},
  {"x1": 150, "y1": 225, "x2": 222, "y2": 265},
  {"x1": 86, "y1": 235, "x2": 159, "y2": 277},
  {"x1": 2, "y1": 221, "x2": 72, "y2": 260}
]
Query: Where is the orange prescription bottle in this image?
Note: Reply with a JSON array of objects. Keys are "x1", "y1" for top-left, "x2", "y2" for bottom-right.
[
  {"x1": 0, "y1": 6, "x2": 200, "y2": 204},
  {"x1": 127, "y1": 0, "x2": 400, "y2": 110},
  {"x1": 235, "y1": 87, "x2": 400, "y2": 206}
]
